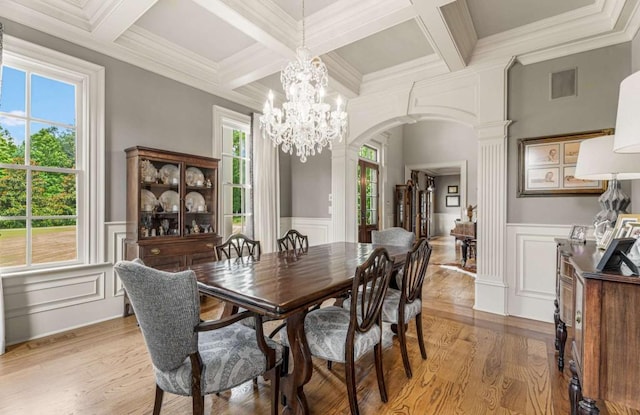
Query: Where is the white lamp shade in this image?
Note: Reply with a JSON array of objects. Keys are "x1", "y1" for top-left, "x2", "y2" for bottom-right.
[
  {"x1": 614, "y1": 71, "x2": 640, "y2": 153},
  {"x1": 574, "y1": 135, "x2": 640, "y2": 180}
]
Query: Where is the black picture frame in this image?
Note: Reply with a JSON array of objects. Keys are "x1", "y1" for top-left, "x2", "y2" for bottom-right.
[
  {"x1": 447, "y1": 185, "x2": 458, "y2": 194},
  {"x1": 595, "y1": 237, "x2": 639, "y2": 275},
  {"x1": 445, "y1": 195, "x2": 460, "y2": 207}
]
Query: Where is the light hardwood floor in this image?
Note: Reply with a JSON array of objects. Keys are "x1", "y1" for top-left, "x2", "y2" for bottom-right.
[{"x1": 1, "y1": 237, "x2": 636, "y2": 414}]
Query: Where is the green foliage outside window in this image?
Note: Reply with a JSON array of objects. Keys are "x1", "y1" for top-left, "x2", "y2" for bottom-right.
[{"x1": 0, "y1": 125, "x2": 76, "y2": 228}]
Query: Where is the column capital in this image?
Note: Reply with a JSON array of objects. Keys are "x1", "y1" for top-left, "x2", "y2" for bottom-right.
[{"x1": 475, "y1": 120, "x2": 511, "y2": 141}]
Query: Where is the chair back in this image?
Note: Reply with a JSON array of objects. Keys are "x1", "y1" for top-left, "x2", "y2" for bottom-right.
[
  {"x1": 277, "y1": 229, "x2": 309, "y2": 252},
  {"x1": 113, "y1": 260, "x2": 200, "y2": 372},
  {"x1": 371, "y1": 227, "x2": 415, "y2": 248},
  {"x1": 349, "y1": 247, "x2": 394, "y2": 333},
  {"x1": 400, "y1": 238, "x2": 432, "y2": 304},
  {"x1": 216, "y1": 233, "x2": 261, "y2": 259}
]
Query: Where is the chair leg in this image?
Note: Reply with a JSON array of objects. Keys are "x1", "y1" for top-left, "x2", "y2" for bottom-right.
[
  {"x1": 192, "y1": 395, "x2": 204, "y2": 415},
  {"x1": 345, "y1": 354, "x2": 360, "y2": 415},
  {"x1": 416, "y1": 312, "x2": 427, "y2": 360},
  {"x1": 327, "y1": 360, "x2": 332, "y2": 370},
  {"x1": 269, "y1": 367, "x2": 280, "y2": 415},
  {"x1": 397, "y1": 319, "x2": 412, "y2": 378},
  {"x1": 374, "y1": 342, "x2": 388, "y2": 403},
  {"x1": 153, "y1": 385, "x2": 164, "y2": 415}
]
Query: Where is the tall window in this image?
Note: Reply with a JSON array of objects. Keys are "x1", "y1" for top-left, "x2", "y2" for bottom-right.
[
  {"x1": 214, "y1": 107, "x2": 253, "y2": 238},
  {"x1": 357, "y1": 144, "x2": 379, "y2": 243},
  {"x1": 0, "y1": 38, "x2": 104, "y2": 271}
]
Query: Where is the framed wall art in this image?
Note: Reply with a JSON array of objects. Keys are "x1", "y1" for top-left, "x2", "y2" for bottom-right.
[
  {"x1": 446, "y1": 195, "x2": 460, "y2": 207},
  {"x1": 447, "y1": 185, "x2": 458, "y2": 194},
  {"x1": 517, "y1": 129, "x2": 612, "y2": 197}
]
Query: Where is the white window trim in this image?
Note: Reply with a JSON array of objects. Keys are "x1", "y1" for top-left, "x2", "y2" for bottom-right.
[
  {"x1": 212, "y1": 106, "x2": 251, "y2": 238},
  {"x1": 1, "y1": 35, "x2": 105, "y2": 274}
]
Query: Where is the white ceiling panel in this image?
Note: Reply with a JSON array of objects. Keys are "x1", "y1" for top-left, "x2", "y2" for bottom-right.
[
  {"x1": 271, "y1": 0, "x2": 341, "y2": 20},
  {"x1": 135, "y1": 0, "x2": 257, "y2": 62},
  {"x1": 334, "y1": 19, "x2": 434, "y2": 75},
  {"x1": 466, "y1": 0, "x2": 596, "y2": 38}
]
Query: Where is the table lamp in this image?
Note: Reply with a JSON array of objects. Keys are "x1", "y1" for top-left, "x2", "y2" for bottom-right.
[
  {"x1": 574, "y1": 135, "x2": 640, "y2": 241},
  {"x1": 613, "y1": 70, "x2": 640, "y2": 153}
]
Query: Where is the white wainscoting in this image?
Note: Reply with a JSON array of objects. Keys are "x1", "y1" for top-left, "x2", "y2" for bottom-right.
[
  {"x1": 506, "y1": 223, "x2": 572, "y2": 323},
  {"x1": 2, "y1": 222, "x2": 126, "y2": 346},
  {"x1": 280, "y1": 217, "x2": 333, "y2": 245},
  {"x1": 433, "y1": 213, "x2": 459, "y2": 236}
]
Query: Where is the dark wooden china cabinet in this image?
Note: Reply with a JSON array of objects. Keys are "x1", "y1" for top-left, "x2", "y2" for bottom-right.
[{"x1": 124, "y1": 146, "x2": 221, "y2": 276}]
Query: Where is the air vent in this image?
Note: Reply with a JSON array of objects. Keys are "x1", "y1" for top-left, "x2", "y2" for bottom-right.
[{"x1": 550, "y1": 68, "x2": 577, "y2": 100}]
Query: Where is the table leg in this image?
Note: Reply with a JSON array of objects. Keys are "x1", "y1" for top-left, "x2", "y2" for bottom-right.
[
  {"x1": 460, "y1": 240, "x2": 469, "y2": 267},
  {"x1": 282, "y1": 311, "x2": 311, "y2": 415}
]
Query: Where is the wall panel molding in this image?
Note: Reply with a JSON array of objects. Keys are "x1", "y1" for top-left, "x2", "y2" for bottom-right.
[{"x1": 506, "y1": 223, "x2": 572, "y2": 322}]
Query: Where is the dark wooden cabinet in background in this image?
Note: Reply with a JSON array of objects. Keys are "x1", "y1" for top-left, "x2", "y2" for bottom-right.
[
  {"x1": 124, "y1": 146, "x2": 222, "y2": 275},
  {"x1": 395, "y1": 181, "x2": 414, "y2": 232},
  {"x1": 555, "y1": 240, "x2": 640, "y2": 414}
]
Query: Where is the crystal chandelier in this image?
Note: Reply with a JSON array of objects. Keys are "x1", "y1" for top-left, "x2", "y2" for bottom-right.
[{"x1": 259, "y1": 1, "x2": 347, "y2": 163}]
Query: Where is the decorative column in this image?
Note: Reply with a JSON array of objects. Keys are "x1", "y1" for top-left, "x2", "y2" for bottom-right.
[
  {"x1": 472, "y1": 56, "x2": 514, "y2": 315},
  {"x1": 475, "y1": 121, "x2": 510, "y2": 314}
]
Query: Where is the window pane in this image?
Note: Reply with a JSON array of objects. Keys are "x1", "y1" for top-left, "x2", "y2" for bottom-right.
[
  {"x1": 0, "y1": 117, "x2": 26, "y2": 163},
  {"x1": 32, "y1": 171, "x2": 77, "y2": 216},
  {"x1": 0, "y1": 168, "x2": 27, "y2": 216},
  {"x1": 359, "y1": 145, "x2": 377, "y2": 162},
  {"x1": 31, "y1": 74, "x2": 76, "y2": 126},
  {"x1": 0, "y1": 219, "x2": 27, "y2": 267},
  {"x1": 222, "y1": 155, "x2": 248, "y2": 185},
  {"x1": 30, "y1": 122, "x2": 76, "y2": 168},
  {"x1": 32, "y1": 219, "x2": 77, "y2": 264},
  {"x1": 223, "y1": 186, "x2": 251, "y2": 215},
  {"x1": 0, "y1": 67, "x2": 26, "y2": 114},
  {"x1": 223, "y1": 215, "x2": 248, "y2": 237}
]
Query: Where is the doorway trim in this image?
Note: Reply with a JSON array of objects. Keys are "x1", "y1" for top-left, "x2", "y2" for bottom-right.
[{"x1": 404, "y1": 160, "x2": 468, "y2": 221}]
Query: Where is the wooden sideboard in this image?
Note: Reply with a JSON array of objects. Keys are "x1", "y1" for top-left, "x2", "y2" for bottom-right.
[{"x1": 555, "y1": 240, "x2": 640, "y2": 414}]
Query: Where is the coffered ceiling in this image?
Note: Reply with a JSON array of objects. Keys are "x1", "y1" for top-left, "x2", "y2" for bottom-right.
[{"x1": 1, "y1": 0, "x2": 638, "y2": 111}]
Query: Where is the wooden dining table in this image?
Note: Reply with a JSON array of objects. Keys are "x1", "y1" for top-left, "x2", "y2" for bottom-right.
[{"x1": 188, "y1": 241, "x2": 408, "y2": 415}]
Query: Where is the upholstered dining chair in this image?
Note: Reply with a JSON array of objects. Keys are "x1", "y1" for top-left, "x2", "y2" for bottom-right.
[
  {"x1": 215, "y1": 233, "x2": 261, "y2": 260},
  {"x1": 380, "y1": 238, "x2": 432, "y2": 378},
  {"x1": 371, "y1": 227, "x2": 415, "y2": 288},
  {"x1": 283, "y1": 247, "x2": 394, "y2": 415},
  {"x1": 114, "y1": 259, "x2": 281, "y2": 415},
  {"x1": 277, "y1": 229, "x2": 309, "y2": 253}
]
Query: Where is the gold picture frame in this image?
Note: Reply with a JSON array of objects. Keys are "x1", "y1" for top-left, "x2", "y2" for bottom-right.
[{"x1": 517, "y1": 129, "x2": 612, "y2": 197}]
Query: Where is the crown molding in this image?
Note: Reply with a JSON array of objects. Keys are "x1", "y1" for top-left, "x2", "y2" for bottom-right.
[
  {"x1": 323, "y1": 52, "x2": 362, "y2": 98},
  {"x1": 219, "y1": 43, "x2": 288, "y2": 89},
  {"x1": 7, "y1": 0, "x2": 92, "y2": 30},
  {"x1": 471, "y1": 0, "x2": 622, "y2": 63},
  {"x1": 360, "y1": 54, "x2": 448, "y2": 95}
]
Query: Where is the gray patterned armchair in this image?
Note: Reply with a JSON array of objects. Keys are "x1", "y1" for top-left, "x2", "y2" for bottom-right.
[{"x1": 114, "y1": 259, "x2": 282, "y2": 415}]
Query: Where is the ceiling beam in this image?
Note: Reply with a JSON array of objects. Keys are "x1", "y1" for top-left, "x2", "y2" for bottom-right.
[
  {"x1": 91, "y1": 0, "x2": 159, "y2": 41},
  {"x1": 191, "y1": 0, "x2": 297, "y2": 58},
  {"x1": 412, "y1": 0, "x2": 469, "y2": 72}
]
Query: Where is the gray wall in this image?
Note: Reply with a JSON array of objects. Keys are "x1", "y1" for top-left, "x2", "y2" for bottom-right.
[
  {"x1": 291, "y1": 150, "x2": 331, "y2": 218},
  {"x1": 434, "y1": 175, "x2": 461, "y2": 214},
  {"x1": 2, "y1": 18, "x2": 254, "y2": 222},
  {"x1": 402, "y1": 120, "x2": 478, "y2": 206},
  {"x1": 508, "y1": 43, "x2": 631, "y2": 224}
]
